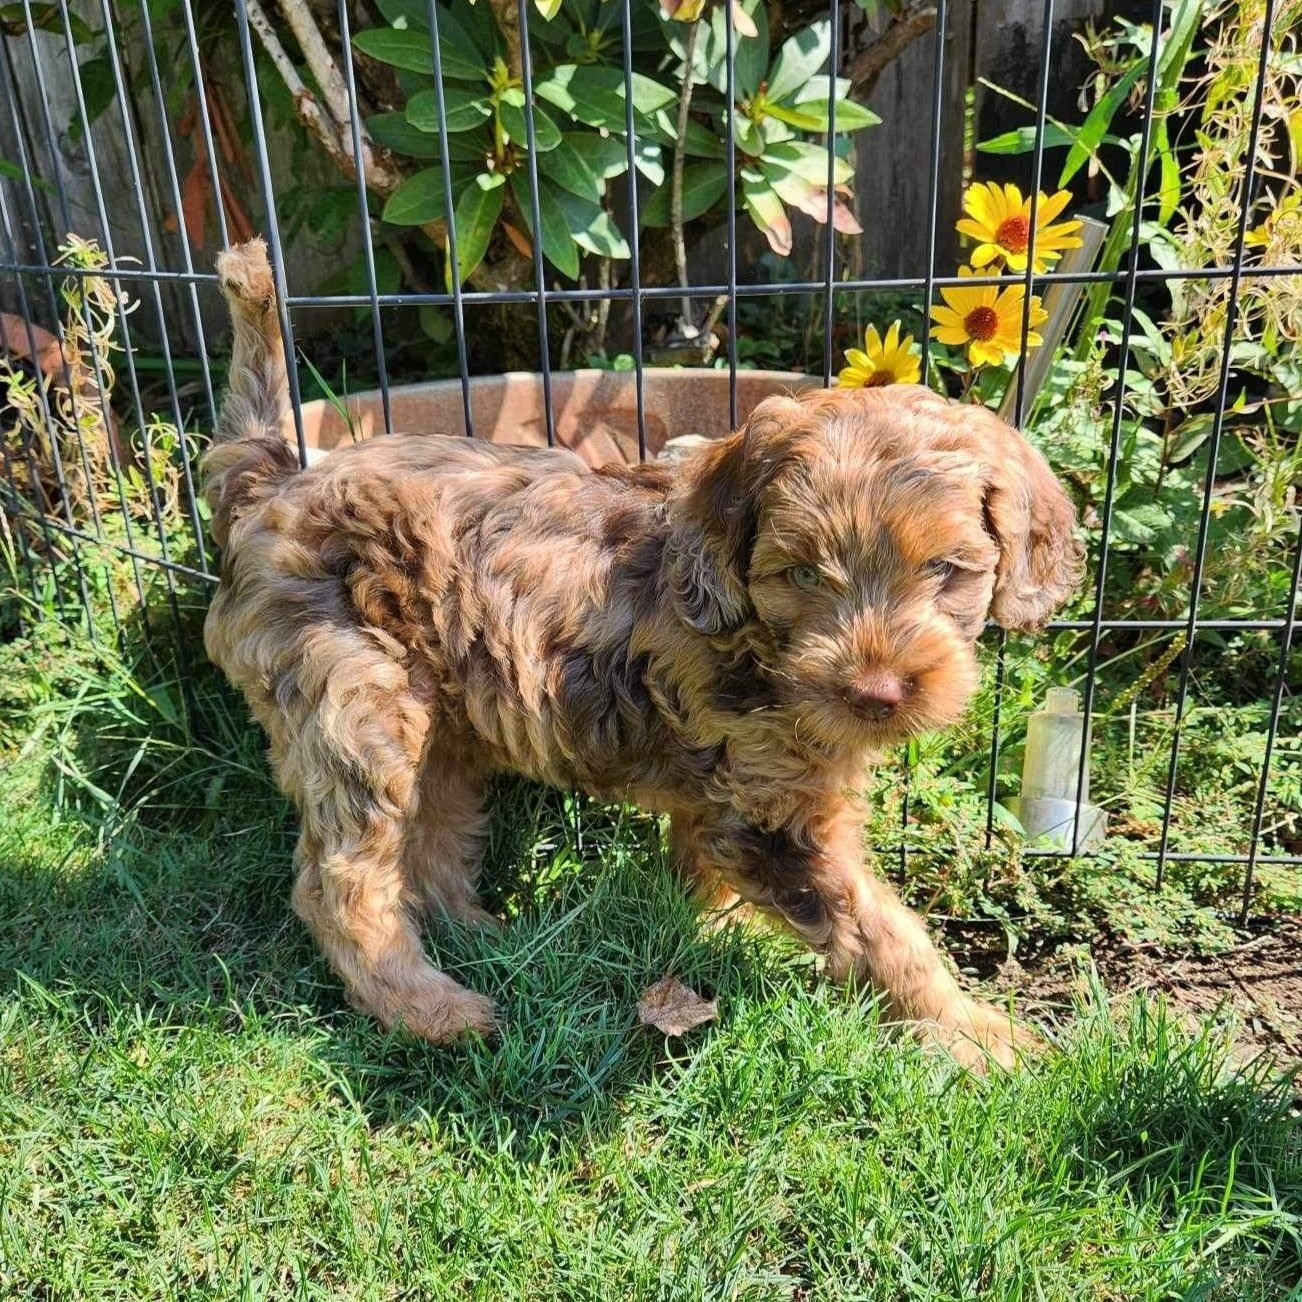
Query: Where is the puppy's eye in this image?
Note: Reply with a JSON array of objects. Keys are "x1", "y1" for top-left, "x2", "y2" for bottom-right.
[
  {"x1": 924, "y1": 559, "x2": 956, "y2": 585},
  {"x1": 789, "y1": 565, "x2": 822, "y2": 592}
]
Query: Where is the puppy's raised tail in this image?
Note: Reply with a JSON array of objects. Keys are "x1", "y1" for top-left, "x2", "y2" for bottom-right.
[{"x1": 203, "y1": 237, "x2": 301, "y2": 548}]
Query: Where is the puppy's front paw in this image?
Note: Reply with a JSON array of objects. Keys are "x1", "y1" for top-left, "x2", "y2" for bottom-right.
[
  {"x1": 919, "y1": 997, "x2": 1043, "y2": 1074},
  {"x1": 361, "y1": 973, "x2": 498, "y2": 1045}
]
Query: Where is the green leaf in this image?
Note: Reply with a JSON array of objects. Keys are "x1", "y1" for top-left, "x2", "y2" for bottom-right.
[
  {"x1": 537, "y1": 65, "x2": 676, "y2": 133},
  {"x1": 498, "y1": 89, "x2": 562, "y2": 152},
  {"x1": 976, "y1": 124, "x2": 1080, "y2": 155},
  {"x1": 407, "y1": 86, "x2": 492, "y2": 133},
  {"x1": 374, "y1": 0, "x2": 428, "y2": 26},
  {"x1": 70, "y1": 53, "x2": 117, "y2": 142},
  {"x1": 1153, "y1": 117, "x2": 1180, "y2": 226},
  {"x1": 649, "y1": 113, "x2": 726, "y2": 159},
  {"x1": 0, "y1": 158, "x2": 51, "y2": 193},
  {"x1": 508, "y1": 172, "x2": 580, "y2": 279},
  {"x1": 368, "y1": 111, "x2": 487, "y2": 159},
  {"x1": 537, "y1": 134, "x2": 615, "y2": 201},
  {"x1": 761, "y1": 140, "x2": 851, "y2": 186},
  {"x1": 1113, "y1": 501, "x2": 1173, "y2": 545},
  {"x1": 763, "y1": 102, "x2": 826, "y2": 131},
  {"x1": 381, "y1": 166, "x2": 449, "y2": 225},
  {"x1": 550, "y1": 188, "x2": 630, "y2": 258},
  {"x1": 0, "y1": 3, "x2": 93, "y2": 40},
  {"x1": 641, "y1": 163, "x2": 729, "y2": 226},
  {"x1": 352, "y1": 27, "x2": 483, "y2": 82},
  {"x1": 741, "y1": 175, "x2": 792, "y2": 254},
  {"x1": 448, "y1": 174, "x2": 504, "y2": 285},
  {"x1": 1059, "y1": 60, "x2": 1144, "y2": 186},
  {"x1": 766, "y1": 21, "x2": 831, "y2": 103},
  {"x1": 419, "y1": 305, "x2": 454, "y2": 344},
  {"x1": 785, "y1": 96, "x2": 880, "y2": 132},
  {"x1": 732, "y1": 0, "x2": 768, "y2": 99}
]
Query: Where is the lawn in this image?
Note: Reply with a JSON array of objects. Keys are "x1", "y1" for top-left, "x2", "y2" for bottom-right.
[{"x1": 0, "y1": 630, "x2": 1299, "y2": 1301}]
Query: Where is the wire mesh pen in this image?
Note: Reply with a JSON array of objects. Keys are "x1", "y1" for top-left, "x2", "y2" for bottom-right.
[{"x1": 0, "y1": 0, "x2": 1298, "y2": 919}]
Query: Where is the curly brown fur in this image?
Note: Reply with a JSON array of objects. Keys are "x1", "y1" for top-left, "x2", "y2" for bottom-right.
[{"x1": 203, "y1": 240, "x2": 1083, "y2": 1069}]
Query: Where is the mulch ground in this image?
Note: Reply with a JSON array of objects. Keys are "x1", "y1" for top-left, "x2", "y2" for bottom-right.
[{"x1": 956, "y1": 916, "x2": 1302, "y2": 1082}]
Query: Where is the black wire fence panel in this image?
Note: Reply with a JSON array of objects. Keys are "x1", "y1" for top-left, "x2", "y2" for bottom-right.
[{"x1": 0, "y1": 0, "x2": 1298, "y2": 916}]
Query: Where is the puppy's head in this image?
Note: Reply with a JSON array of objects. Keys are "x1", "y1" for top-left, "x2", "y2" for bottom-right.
[{"x1": 665, "y1": 384, "x2": 1083, "y2": 747}]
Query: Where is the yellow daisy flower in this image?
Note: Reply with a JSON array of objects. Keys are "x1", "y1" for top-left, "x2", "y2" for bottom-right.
[
  {"x1": 956, "y1": 181, "x2": 1083, "y2": 275},
  {"x1": 929, "y1": 270, "x2": 1049, "y2": 368},
  {"x1": 837, "y1": 321, "x2": 921, "y2": 388}
]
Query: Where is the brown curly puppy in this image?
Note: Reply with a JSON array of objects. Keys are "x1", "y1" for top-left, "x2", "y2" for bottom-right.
[{"x1": 203, "y1": 239, "x2": 1082, "y2": 1069}]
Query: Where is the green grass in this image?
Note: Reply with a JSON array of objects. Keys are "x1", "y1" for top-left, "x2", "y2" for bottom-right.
[{"x1": 0, "y1": 623, "x2": 1300, "y2": 1299}]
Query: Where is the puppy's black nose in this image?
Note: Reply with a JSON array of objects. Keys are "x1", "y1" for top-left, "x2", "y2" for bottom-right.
[{"x1": 843, "y1": 670, "x2": 905, "y2": 721}]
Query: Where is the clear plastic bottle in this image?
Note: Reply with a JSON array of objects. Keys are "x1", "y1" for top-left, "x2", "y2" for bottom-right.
[{"x1": 1007, "y1": 687, "x2": 1107, "y2": 852}]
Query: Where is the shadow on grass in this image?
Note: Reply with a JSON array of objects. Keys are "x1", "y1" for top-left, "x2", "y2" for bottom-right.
[{"x1": 0, "y1": 594, "x2": 796, "y2": 1147}]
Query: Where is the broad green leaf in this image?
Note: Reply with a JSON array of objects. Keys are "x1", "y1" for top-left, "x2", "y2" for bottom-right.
[
  {"x1": 1153, "y1": 117, "x2": 1180, "y2": 225},
  {"x1": 508, "y1": 172, "x2": 580, "y2": 279},
  {"x1": 649, "y1": 111, "x2": 726, "y2": 158},
  {"x1": 537, "y1": 134, "x2": 621, "y2": 201},
  {"x1": 977, "y1": 124, "x2": 1080, "y2": 155},
  {"x1": 785, "y1": 96, "x2": 880, "y2": 132},
  {"x1": 641, "y1": 163, "x2": 729, "y2": 226},
  {"x1": 537, "y1": 64, "x2": 676, "y2": 131},
  {"x1": 407, "y1": 86, "x2": 492, "y2": 133},
  {"x1": 0, "y1": 3, "x2": 93, "y2": 40},
  {"x1": 70, "y1": 53, "x2": 116, "y2": 141},
  {"x1": 741, "y1": 175, "x2": 792, "y2": 254},
  {"x1": 367, "y1": 111, "x2": 485, "y2": 160},
  {"x1": 448, "y1": 174, "x2": 504, "y2": 285},
  {"x1": 766, "y1": 21, "x2": 831, "y2": 103},
  {"x1": 732, "y1": 0, "x2": 768, "y2": 98},
  {"x1": 551, "y1": 188, "x2": 630, "y2": 258},
  {"x1": 498, "y1": 90, "x2": 562, "y2": 152},
  {"x1": 381, "y1": 166, "x2": 448, "y2": 225},
  {"x1": 352, "y1": 27, "x2": 482, "y2": 81},
  {"x1": 374, "y1": 0, "x2": 427, "y2": 24},
  {"x1": 762, "y1": 140, "x2": 851, "y2": 185},
  {"x1": 764, "y1": 101, "x2": 825, "y2": 131},
  {"x1": 1059, "y1": 60, "x2": 1144, "y2": 185}
]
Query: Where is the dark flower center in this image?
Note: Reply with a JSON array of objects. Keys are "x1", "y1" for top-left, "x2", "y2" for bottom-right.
[
  {"x1": 964, "y1": 305, "x2": 999, "y2": 340},
  {"x1": 995, "y1": 214, "x2": 1031, "y2": 254}
]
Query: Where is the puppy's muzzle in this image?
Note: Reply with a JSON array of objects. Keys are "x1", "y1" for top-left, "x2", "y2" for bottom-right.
[{"x1": 841, "y1": 669, "x2": 912, "y2": 722}]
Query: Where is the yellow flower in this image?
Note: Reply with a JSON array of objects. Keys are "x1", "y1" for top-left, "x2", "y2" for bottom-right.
[
  {"x1": 1244, "y1": 190, "x2": 1301, "y2": 250},
  {"x1": 956, "y1": 182, "x2": 1083, "y2": 275},
  {"x1": 837, "y1": 321, "x2": 921, "y2": 388},
  {"x1": 929, "y1": 269, "x2": 1049, "y2": 368}
]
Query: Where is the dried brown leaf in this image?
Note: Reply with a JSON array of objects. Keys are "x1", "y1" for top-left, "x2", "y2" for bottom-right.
[{"x1": 637, "y1": 976, "x2": 718, "y2": 1037}]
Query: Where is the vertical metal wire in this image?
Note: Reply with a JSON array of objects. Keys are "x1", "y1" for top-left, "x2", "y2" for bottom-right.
[
  {"x1": 1, "y1": 34, "x2": 129, "y2": 633},
  {"x1": 820, "y1": 0, "x2": 840, "y2": 388},
  {"x1": 422, "y1": 0, "x2": 475, "y2": 438},
  {"x1": 513, "y1": 0, "x2": 555, "y2": 447},
  {"x1": 132, "y1": 0, "x2": 220, "y2": 573},
  {"x1": 724, "y1": 0, "x2": 738, "y2": 430},
  {"x1": 1069, "y1": 0, "x2": 1164, "y2": 857},
  {"x1": 1239, "y1": 513, "x2": 1302, "y2": 920},
  {"x1": 55, "y1": 2, "x2": 193, "y2": 649},
  {"x1": 95, "y1": 0, "x2": 212, "y2": 581},
  {"x1": 7, "y1": 21, "x2": 148, "y2": 625},
  {"x1": 336, "y1": 0, "x2": 393, "y2": 434},
  {"x1": 179, "y1": 0, "x2": 231, "y2": 249},
  {"x1": 984, "y1": 0, "x2": 1056, "y2": 845},
  {"x1": 233, "y1": 0, "x2": 309, "y2": 468},
  {"x1": 1155, "y1": 0, "x2": 1278, "y2": 885},
  {"x1": 895, "y1": 0, "x2": 952, "y2": 876},
  {"x1": 619, "y1": 0, "x2": 648, "y2": 460}
]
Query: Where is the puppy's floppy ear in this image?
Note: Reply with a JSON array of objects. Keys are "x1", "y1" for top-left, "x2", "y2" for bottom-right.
[
  {"x1": 966, "y1": 405, "x2": 1084, "y2": 631},
  {"x1": 665, "y1": 395, "x2": 805, "y2": 634}
]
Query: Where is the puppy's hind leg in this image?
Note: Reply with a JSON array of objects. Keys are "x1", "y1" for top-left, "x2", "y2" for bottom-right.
[
  {"x1": 402, "y1": 747, "x2": 497, "y2": 929},
  {"x1": 279, "y1": 646, "x2": 495, "y2": 1044}
]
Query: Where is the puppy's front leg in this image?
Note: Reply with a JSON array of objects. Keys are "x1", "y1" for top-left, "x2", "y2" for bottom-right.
[{"x1": 686, "y1": 801, "x2": 1033, "y2": 1070}]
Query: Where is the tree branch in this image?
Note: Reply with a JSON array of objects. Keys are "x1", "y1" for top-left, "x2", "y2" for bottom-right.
[
  {"x1": 846, "y1": 4, "x2": 937, "y2": 99},
  {"x1": 246, "y1": 0, "x2": 405, "y2": 197}
]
